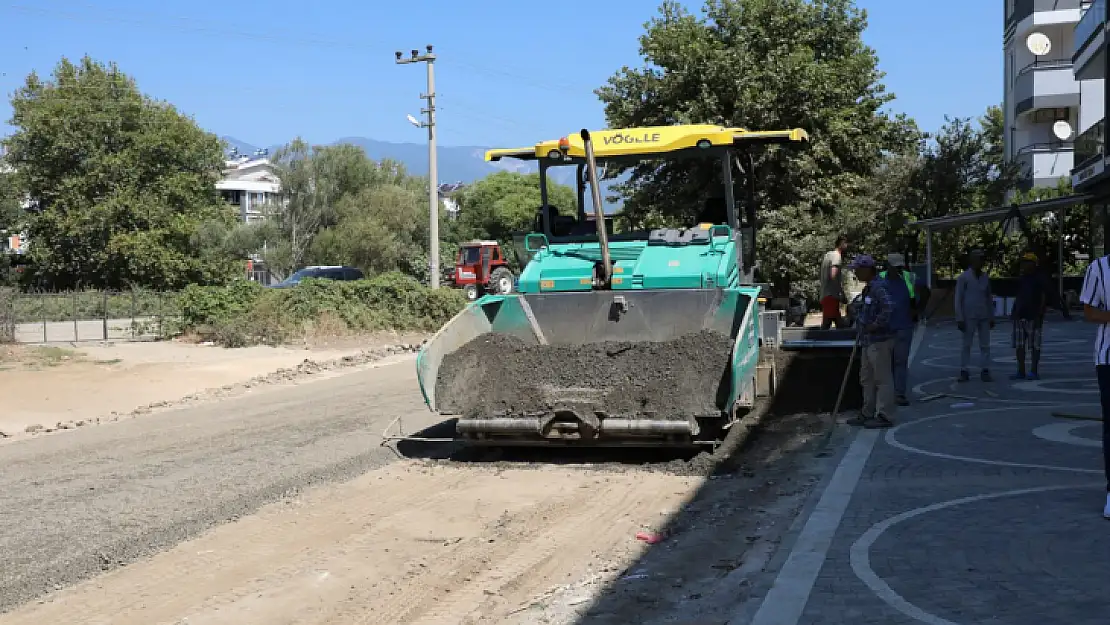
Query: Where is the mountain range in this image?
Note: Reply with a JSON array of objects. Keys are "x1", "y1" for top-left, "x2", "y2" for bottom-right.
[
  {"x1": 224, "y1": 136, "x2": 560, "y2": 184},
  {"x1": 220, "y1": 136, "x2": 623, "y2": 202}
]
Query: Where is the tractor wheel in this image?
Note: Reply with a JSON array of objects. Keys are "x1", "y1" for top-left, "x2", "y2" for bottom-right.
[
  {"x1": 488, "y1": 267, "x2": 514, "y2": 295},
  {"x1": 463, "y1": 284, "x2": 480, "y2": 301}
]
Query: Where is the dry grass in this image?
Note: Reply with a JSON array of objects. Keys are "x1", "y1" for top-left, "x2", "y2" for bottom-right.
[{"x1": 0, "y1": 345, "x2": 86, "y2": 370}]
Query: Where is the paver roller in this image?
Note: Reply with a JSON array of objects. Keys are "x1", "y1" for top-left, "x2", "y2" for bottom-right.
[{"x1": 414, "y1": 124, "x2": 853, "y2": 447}]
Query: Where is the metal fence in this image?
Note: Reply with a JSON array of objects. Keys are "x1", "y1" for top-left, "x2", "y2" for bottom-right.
[{"x1": 0, "y1": 289, "x2": 183, "y2": 344}]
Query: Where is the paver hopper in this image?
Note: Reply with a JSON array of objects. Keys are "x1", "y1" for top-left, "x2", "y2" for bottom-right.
[{"x1": 416, "y1": 125, "x2": 815, "y2": 447}]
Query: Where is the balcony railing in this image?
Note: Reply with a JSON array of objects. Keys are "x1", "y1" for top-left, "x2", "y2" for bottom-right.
[
  {"x1": 1075, "y1": 119, "x2": 1105, "y2": 167},
  {"x1": 1075, "y1": 0, "x2": 1105, "y2": 58},
  {"x1": 1009, "y1": 0, "x2": 1085, "y2": 28},
  {"x1": 1014, "y1": 61, "x2": 1080, "y2": 111},
  {"x1": 1017, "y1": 141, "x2": 1076, "y2": 154}
]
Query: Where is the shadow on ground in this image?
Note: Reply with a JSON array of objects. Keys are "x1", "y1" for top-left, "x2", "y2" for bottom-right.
[{"x1": 393, "y1": 345, "x2": 858, "y2": 623}]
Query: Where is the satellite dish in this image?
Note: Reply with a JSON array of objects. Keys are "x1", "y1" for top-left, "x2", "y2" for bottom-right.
[
  {"x1": 1026, "y1": 32, "x2": 1051, "y2": 56},
  {"x1": 406, "y1": 114, "x2": 422, "y2": 128},
  {"x1": 1053, "y1": 119, "x2": 1073, "y2": 140}
]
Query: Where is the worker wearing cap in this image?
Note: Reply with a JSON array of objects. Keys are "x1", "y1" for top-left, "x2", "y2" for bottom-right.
[
  {"x1": 846, "y1": 254, "x2": 897, "y2": 429},
  {"x1": 955, "y1": 249, "x2": 994, "y2": 382},
  {"x1": 880, "y1": 253, "x2": 921, "y2": 406},
  {"x1": 1011, "y1": 252, "x2": 1047, "y2": 380}
]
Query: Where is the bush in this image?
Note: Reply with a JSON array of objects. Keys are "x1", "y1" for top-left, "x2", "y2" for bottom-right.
[{"x1": 181, "y1": 272, "x2": 468, "y2": 346}]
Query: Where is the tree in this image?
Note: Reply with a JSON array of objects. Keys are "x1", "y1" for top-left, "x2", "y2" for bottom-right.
[
  {"x1": 451, "y1": 171, "x2": 577, "y2": 270},
  {"x1": 263, "y1": 140, "x2": 430, "y2": 277},
  {"x1": 3, "y1": 56, "x2": 238, "y2": 290},
  {"x1": 597, "y1": 0, "x2": 920, "y2": 293},
  {"x1": 0, "y1": 168, "x2": 23, "y2": 234}
]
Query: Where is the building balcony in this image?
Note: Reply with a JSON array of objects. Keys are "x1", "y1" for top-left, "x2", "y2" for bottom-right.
[
  {"x1": 1072, "y1": 119, "x2": 1106, "y2": 188},
  {"x1": 1009, "y1": 0, "x2": 1085, "y2": 37},
  {"x1": 1016, "y1": 142, "x2": 1075, "y2": 188},
  {"x1": 1074, "y1": 0, "x2": 1105, "y2": 79},
  {"x1": 1014, "y1": 60, "x2": 1081, "y2": 115}
]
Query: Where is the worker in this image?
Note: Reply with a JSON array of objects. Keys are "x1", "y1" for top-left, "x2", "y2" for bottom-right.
[
  {"x1": 880, "y1": 252, "x2": 919, "y2": 406},
  {"x1": 1010, "y1": 252, "x2": 1047, "y2": 380},
  {"x1": 819, "y1": 235, "x2": 850, "y2": 330},
  {"x1": 846, "y1": 254, "x2": 897, "y2": 429},
  {"x1": 1078, "y1": 252, "x2": 1110, "y2": 518},
  {"x1": 955, "y1": 249, "x2": 994, "y2": 383}
]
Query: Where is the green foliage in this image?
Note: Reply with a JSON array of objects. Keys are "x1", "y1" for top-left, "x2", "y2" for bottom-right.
[
  {"x1": 181, "y1": 273, "x2": 467, "y2": 346},
  {"x1": 3, "y1": 55, "x2": 239, "y2": 290},
  {"x1": 453, "y1": 171, "x2": 577, "y2": 241},
  {"x1": 259, "y1": 139, "x2": 442, "y2": 281},
  {"x1": 0, "y1": 168, "x2": 23, "y2": 234},
  {"x1": 450, "y1": 171, "x2": 577, "y2": 271},
  {"x1": 598, "y1": 0, "x2": 921, "y2": 291}
]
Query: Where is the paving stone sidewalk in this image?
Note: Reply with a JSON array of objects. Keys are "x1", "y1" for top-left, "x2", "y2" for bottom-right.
[{"x1": 754, "y1": 316, "x2": 1109, "y2": 625}]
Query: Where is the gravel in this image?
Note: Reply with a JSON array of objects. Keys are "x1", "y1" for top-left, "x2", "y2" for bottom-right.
[
  {"x1": 0, "y1": 361, "x2": 434, "y2": 613},
  {"x1": 435, "y1": 330, "x2": 733, "y2": 420}
]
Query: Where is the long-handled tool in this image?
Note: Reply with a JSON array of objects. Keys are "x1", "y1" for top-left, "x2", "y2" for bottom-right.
[{"x1": 832, "y1": 322, "x2": 864, "y2": 417}]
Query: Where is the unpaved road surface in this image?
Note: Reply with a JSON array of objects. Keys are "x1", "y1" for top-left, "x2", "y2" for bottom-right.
[
  {"x1": 0, "y1": 358, "x2": 438, "y2": 613},
  {"x1": 0, "y1": 336, "x2": 426, "y2": 434},
  {"x1": 0, "y1": 353, "x2": 833, "y2": 624}
]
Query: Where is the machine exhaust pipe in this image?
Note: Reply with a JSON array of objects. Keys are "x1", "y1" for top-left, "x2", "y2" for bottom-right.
[{"x1": 580, "y1": 129, "x2": 612, "y2": 286}]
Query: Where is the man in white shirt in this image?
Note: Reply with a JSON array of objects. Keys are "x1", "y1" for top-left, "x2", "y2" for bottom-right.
[{"x1": 1079, "y1": 254, "x2": 1110, "y2": 518}]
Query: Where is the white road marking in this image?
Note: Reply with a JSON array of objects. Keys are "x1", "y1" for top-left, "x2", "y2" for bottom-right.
[
  {"x1": 849, "y1": 484, "x2": 1091, "y2": 625},
  {"x1": 1031, "y1": 421, "x2": 1101, "y2": 448},
  {"x1": 885, "y1": 403, "x2": 1102, "y2": 474},
  {"x1": 741, "y1": 429, "x2": 880, "y2": 625}
]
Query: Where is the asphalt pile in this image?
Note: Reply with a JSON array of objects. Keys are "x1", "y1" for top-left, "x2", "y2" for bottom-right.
[{"x1": 435, "y1": 329, "x2": 734, "y2": 420}]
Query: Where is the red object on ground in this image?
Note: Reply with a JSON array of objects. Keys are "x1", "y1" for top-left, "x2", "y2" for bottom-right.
[{"x1": 635, "y1": 531, "x2": 663, "y2": 544}]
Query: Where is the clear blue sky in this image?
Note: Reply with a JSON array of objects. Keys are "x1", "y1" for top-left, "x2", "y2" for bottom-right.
[{"x1": 0, "y1": 0, "x2": 1001, "y2": 149}]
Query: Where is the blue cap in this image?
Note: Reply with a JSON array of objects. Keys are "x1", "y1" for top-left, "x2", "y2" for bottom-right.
[{"x1": 848, "y1": 254, "x2": 876, "y2": 270}]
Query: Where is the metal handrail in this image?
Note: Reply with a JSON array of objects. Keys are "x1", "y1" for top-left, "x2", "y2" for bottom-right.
[
  {"x1": 1017, "y1": 59, "x2": 1074, "y2": 75},
  {"x1": 1017, "y1": 142, "x2": 1076, "y2": 154}
]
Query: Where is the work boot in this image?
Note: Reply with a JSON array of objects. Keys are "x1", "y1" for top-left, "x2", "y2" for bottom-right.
[
  {"x1": 981, "y1": 369, "x2": 993, "y2": 383},
  {"x1": 895, "y1": 394, "x2": 910, "y2": 407},
  {"x1": 864, "y1": 414, "x2": 893, "y2": 429},
  {"x1": 846, "y1": 413, "x2": 869, "y2": 426},
  {"x1": 958, "y1": 370, "x2": 970, "y2": 383}
]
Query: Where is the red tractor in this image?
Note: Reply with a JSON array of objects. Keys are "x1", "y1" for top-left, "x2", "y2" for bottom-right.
[{"x1": 447, "y1": 240, "x2": 516, "y2": 301}]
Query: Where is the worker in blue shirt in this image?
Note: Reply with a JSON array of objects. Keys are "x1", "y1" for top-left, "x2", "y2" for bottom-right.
[
  {"x1": 846, "y1": 254, "x2": 897, "y2": 429},
  {"x1": 879, "y1": 253, "x2": 922, "y2": 406}
]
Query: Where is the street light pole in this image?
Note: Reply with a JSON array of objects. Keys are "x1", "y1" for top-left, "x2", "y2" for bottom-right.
[{"x1": 395, "y1": 45, "x2": 440, "y2": 288}]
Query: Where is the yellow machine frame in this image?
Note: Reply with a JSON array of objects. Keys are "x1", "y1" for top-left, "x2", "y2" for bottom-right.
[{"x1": 485, "y1": 124, "x2": 809, "y2": 164}]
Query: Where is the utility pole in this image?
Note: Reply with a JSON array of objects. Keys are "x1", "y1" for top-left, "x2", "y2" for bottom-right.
[{"x1": 395, "y1": 45, "x2": 439, "y2": 288}]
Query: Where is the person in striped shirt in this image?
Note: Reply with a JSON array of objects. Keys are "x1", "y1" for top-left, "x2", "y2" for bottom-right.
[{"x1": 1079, "y1": 255, "x2": 1110, "y2": 519}]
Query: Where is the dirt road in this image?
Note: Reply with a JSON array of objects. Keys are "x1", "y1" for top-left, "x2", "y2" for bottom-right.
[
  {"x1": 0, "y1": 355, "x2": 831, "y2": 624},
  {"x1": 0, "y1": 358, "x2": 437, "y2": 612}
]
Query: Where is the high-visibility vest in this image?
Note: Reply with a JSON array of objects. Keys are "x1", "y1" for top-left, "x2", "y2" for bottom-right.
[{"x1": 880, "y1": 269, "x2": 916, "y2": 300}]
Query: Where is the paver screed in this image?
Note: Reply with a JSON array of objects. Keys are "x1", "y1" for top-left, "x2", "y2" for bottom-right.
[{"x1": 745, "y1": 317, "x2": 1110, "y2": 625}]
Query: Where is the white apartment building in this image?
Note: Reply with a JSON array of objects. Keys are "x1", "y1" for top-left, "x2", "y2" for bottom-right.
[
  {"x1": 216, "y1": 151, "x2": 282, "y2": 223},
  {"x1": 1004, "y1": 0, "x2": 1093, "y2": 190}
]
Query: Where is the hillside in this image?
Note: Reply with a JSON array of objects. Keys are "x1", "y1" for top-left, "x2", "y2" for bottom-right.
[{"x1": 220, "y1": 135, "x2": 622, "y2": 207}]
